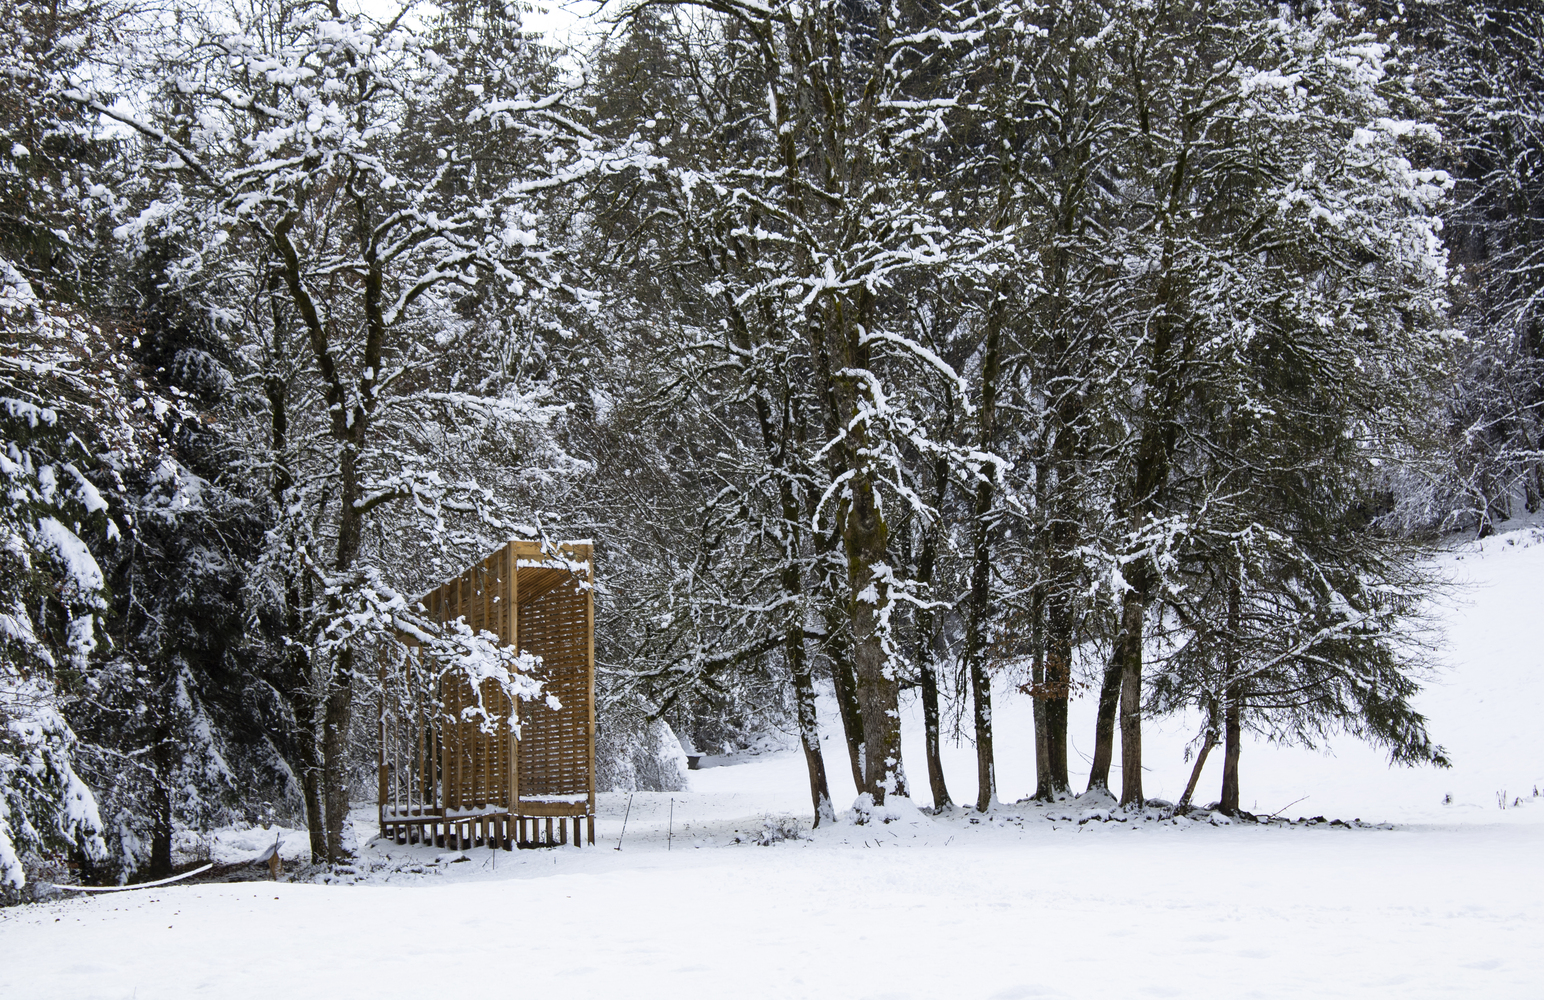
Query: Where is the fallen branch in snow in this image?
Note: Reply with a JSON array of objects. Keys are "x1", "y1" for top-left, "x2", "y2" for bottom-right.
[
  {"x1": 52, "y1": 864, "x2": 214, "y2": 893},
  {"x1": 1265, "y1": 797, "x2": 1310, "y2": 821}
]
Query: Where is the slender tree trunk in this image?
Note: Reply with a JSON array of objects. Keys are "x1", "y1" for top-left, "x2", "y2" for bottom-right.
[
  {"x1": 1043, "y1": 589, "x2": 1073, "y2": 796},
  {"x1": 968, "y1": 652, "x2": 995, "y2": 811},
  {"x1": 292, "y1": 683, "x2": 326, "y2": 863},
  {"x1": 747, "y1": 323, "x2": 833, "y2": 826},
  {"x1": 1087, "y1": 648, "x2": 1123, "y2": 792},
  {"x1": 821, "y1": 594, "x2": 866, "y2": 793},
  {"x1": 1117, "y1": 590, "x2": 1145, "y2": 808},
  {"x1": 1219, "y1": 569, "x2": 1244, "y2": 815},
  {"x1": 785, "y1": 563, "x2": 831, "y2": 826},
  {"x1": 964, "y1": 304, "x2": 1002, "y2": 812},
  {"x1": 1176, "y1": 709, "x2": 1218, "y2": 813},
  {"x1": 919, "y1": 657, "x2": 951, "y2": 810},
  {"x1": 1031, "y1": 614, "x2": 1053, "y2": 801},
  {"x1": 321, "y1": 649, "x2": 355, "y2": 862},
  {"x1": 918, "y1": 448, "x2": 952, "y2": 810},
  {"x1": 789, "y1": 621, "x2": 833, "y2": 825},
  {"x1": 317, "y1": 430, "x2": 369, "y2": 862},
  {"x1": 963, "y1": 524, "x2": 996, "y2": 810},
  {"x1": 148, "y1": 730, "x2": 174, "y2": 877},
  {"x1": 1219, "y1": 687, "x2": 1242, "y2": 816},
  {"x1": 263, "y1": 287, "x2": 327, "y2": 861}
]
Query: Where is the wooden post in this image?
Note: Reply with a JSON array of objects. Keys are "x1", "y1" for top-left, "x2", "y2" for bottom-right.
[
  {"x1": 473, "y1": 566, "x2": 485, "y2": 809},
  {"x1": 584, "y1": 543, "x2": 597, "y2": 828},
  {"x1": 456, "y1": 575, "x2": 469, "y2": 810},
  {"x1": 509, "y1": 541, "x2": 521, "y2": 822},
  {"x1": 378, "y1": 656, "x2": 387, "y2": 841}
]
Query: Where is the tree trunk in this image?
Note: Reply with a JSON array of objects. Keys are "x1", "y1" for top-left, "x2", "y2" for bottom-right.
[
  {"x1": 1043, "y1": 589, "x2": 1073, "y2": 796},
  {"x1": 919, "y1": 658, "x2": 951, "y2": 810},
  {"x1": 263, "y1": 294, "x2": 326, "y2": 862},
  {"x1": 969, "y1": 654, "x2": 995, "y2": 812},
  {"x1": 1219, "y1": 562, "x2": 1243, "y2": 815},
  {"x1": 148, "y1": 730, "x2": 174, "y2": 877},
  {"x1": 1032, "y1": 687, "x2": 1053, "y2": 801},
  {"x1": 964, "y1": 302, "x2": 1002, "y2": 812},
  {"x1": 294, "y1": 685, "x2": 326, "y2": 864},
  {"x1": 320, "y1": 407, "x2": 369, "y2": 862},
  {"x1": 822, "y1": 596, "x2": 866, "y2": 793},
  {"x1": 321, "y1": 650, "x2": 355, "y2": 862},
  {"x1": 827, "y1": 284, "x2": 905, "y2": 805},
  {"x1": 1086, "y1": 648, "x2": 1123, "y2": 792},
  {"x1": 1031, "y1": 592, "x2": 1052, "y2": 801},
  {"x1": 964, "y1": 502, "x2": 997, "y2": 810},
  {"x1": 914, "y1": 468, "x2": 952, "y2": 812},
  {"x1": 789, "y1": 622, "x2": 834, "y2": 825},
  {"x1": 1045, "y1": 686, "x2": 1069, "y2": 797},
  {"x1": 276, "y1": 204, "x2": 374, "y2": 865},
  {"x1": 1219, "y1": 687, "x2": 1242, "y2": 816},
  {"x1": 1176, "y1": 712, "x2": 1218, "y2": 813},
  {"x1": 1117, "y1": 590, "x2": 1145, "y2": 808},
  {"x1": 845, "y1": 475, "x2": 906, "y2": 803}
]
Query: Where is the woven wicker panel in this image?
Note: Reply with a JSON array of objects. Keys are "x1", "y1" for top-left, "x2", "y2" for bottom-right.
[{"x1": 517, "y1": 579, "x2": 592, "y2": 801}]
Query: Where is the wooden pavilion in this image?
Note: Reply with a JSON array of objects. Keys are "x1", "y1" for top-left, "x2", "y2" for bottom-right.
[{"x1": 377, "y1": 539, "x2": 596, "y2": 849}]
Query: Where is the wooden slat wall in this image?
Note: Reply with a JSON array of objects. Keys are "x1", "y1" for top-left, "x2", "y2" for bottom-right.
[
  {"x1": 516, "y1": 584, "x2": 592, "y2": 802},
  {"x1": 380, "y1": 539, "x2": 595, "y2": 843},
  {"x1": 433, "y1": 551, "x2": 520, "y2": 812}
]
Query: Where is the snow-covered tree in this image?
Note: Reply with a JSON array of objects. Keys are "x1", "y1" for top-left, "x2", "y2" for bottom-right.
[
  {"x1": 89, "y1": 0, "x2": 646, "y2": 860},
  {"x1": 0, "y1": 271, "x2": 115, "y2": 891},
  {"x1": 1077, "y1": 1, "x2": 1453, "y2": 806},
  {"x1": 1405, "y1": 1, "x2": 1544, "y2": 537}
]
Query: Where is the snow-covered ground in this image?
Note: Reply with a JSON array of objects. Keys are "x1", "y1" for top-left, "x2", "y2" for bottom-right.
[{"x1": 4, "y1": 527, "x2": 1543, "y2": 998}]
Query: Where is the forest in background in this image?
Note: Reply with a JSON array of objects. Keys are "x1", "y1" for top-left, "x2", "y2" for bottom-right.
[{"x1": 3, "y1": 0, "x2": 1542, "y2": 893}]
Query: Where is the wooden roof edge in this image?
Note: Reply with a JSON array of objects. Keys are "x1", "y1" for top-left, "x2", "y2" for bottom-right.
[{"x1": 407, "y1": 538, "x2": 594, "y2": 611}]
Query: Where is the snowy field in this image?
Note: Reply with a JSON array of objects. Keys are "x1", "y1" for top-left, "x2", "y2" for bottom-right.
[{"x1": 4, "y1": 527, "x2": 1543, "y2": 999}]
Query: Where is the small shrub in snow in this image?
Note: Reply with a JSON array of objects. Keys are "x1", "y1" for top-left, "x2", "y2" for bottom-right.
[
  {"x1": 596, "y1": 711, "x2": 687, "y2": 793},
  {"x1": 734, "y1": 815, "x2": 804, "y2": 846}
]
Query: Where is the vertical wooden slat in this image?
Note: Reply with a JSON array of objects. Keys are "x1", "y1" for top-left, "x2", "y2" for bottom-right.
[
  {"x1": 417, "y1": 696, "x2": 428, "y2": 815},
  {"x1": 439, "y1": 674, "x2": 450, "y2": 815},
  {"x1": 391, "y1": 679, "x2": 401, "y2": 829},
  {"x1": 393, "y1": 689, "x2": 401, "y2": 819}
]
